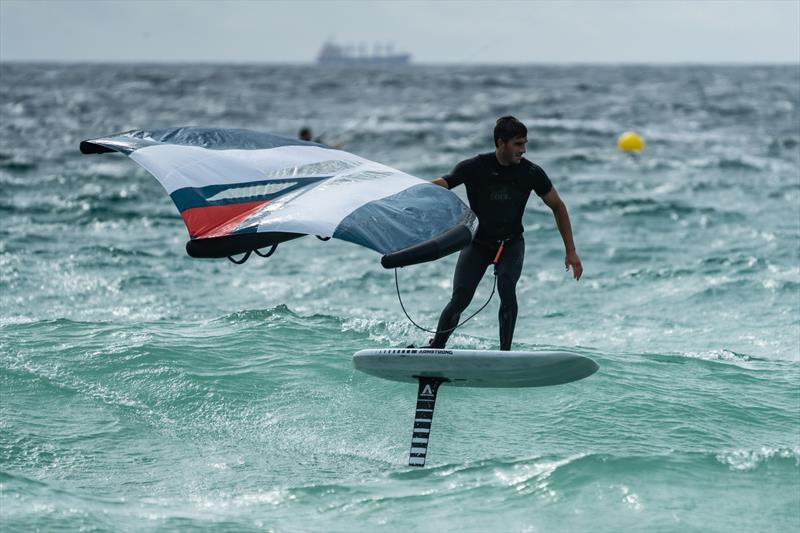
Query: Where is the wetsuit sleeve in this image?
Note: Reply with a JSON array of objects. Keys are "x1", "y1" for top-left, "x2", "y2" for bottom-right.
[
  {"x1": 442, "y1": 159, "x2": 473, "y2": 189},
  {"x1": 529, "y1": 164, "x2": 553, "y2": 197}
]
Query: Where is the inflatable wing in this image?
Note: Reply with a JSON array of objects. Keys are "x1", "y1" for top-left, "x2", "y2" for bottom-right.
[{"x1": 80, "y1": 127, "x2": 477, "y2": 268}]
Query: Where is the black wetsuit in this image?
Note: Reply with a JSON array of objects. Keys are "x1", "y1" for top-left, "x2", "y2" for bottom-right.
[{"x1": 430, "y1": 153, "x2": 553, "y2": 350}]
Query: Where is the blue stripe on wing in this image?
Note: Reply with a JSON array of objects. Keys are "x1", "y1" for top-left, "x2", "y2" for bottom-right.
[{"x1": 169, "y1": 176, "x2": 329, "y2": 212}]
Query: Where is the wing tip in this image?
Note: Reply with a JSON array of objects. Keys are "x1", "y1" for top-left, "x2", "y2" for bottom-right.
[
  {"x1": 79, "y1": 140, "x2": 116, "y2": 155},
  {"x1": 381, "y1": 224, "x2": 473, "y2": 269}
]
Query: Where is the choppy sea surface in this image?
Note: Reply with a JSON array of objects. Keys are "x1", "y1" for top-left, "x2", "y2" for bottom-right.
[{"x1": 1, "y1": 63, "x2": 799, "y2": 532}]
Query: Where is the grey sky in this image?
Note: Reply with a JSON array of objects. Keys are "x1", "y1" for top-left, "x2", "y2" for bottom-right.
[{"x1": 1, "y1": 0, "x2": 798, "y2": 64}]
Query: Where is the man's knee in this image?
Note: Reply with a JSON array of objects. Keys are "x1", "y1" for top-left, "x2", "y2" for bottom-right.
[
  {"x1": 449, "y1": 286, "x2": 475, "y2": 311},
  {"x1": 496, "y1": 276, "x2": 518, "y2": 302},
  {"x1": 498, "y1": 297, "x2": 517, "y2": 323}
]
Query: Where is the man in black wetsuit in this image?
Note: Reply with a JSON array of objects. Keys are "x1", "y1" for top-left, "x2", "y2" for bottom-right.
[{"x1": 429, "y1": 116, "x2": 582, "y2": 350}]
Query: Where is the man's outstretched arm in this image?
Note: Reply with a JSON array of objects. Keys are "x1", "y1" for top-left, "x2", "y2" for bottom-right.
[
  {"x1": 431, "y1": 177, "x2": 449, "y2": 188},
  {"x1": 542, "y1": 187, "x2": 583, "y2": 280}
]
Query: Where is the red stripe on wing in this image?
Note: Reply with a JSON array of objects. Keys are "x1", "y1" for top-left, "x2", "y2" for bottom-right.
[{"x1": 180, "y1": 200, "x2": 270, "y2": 239}]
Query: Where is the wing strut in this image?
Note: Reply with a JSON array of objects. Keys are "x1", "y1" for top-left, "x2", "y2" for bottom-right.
[{"x1": 408, "y1": 377, "x2": 448, "y2": 467}]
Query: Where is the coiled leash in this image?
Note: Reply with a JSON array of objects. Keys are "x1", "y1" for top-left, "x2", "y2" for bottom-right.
[{"x1": 395, "y1": 239, "x2": 508, "y2": 335}]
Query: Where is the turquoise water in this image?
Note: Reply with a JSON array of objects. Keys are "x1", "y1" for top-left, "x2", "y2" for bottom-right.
[{"x1": 1, "y1": 64, "x2": 799, "y2": 531}]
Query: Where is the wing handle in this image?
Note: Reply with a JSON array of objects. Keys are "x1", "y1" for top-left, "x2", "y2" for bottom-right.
[{"x1": 227, "y1": 243, "x2": 278, "y2": 264}]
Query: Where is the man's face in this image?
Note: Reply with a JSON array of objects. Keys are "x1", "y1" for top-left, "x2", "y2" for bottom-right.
[{"x1": 498, "y1": 136, "x2": 527, "y2": 164}]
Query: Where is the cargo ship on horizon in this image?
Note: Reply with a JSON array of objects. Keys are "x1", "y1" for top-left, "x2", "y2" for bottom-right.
[{"x1": 316, "y1": 41, "x2": 411, "y2": 66}]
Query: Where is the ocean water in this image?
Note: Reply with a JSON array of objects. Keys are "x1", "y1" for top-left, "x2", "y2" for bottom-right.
[{"x1": 1, "y1": 63, "x2": 798, "y2": 532}]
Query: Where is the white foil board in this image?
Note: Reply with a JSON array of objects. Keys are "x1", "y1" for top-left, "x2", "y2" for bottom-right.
[{"x1": 353, "y1": 348, "x2": 599, "y2": 388}]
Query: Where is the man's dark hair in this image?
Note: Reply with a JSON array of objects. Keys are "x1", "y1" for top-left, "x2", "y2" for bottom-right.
[{"x1": 493, "y1": 116, "x2": 527, "y2": 146}]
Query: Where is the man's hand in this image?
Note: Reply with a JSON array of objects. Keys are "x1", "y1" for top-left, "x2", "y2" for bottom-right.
[
  {"x1": 543, "y1": 188, "x2": 581, "y2": 280},
  {"x1": 565, "y1": 251, "x2": 583, "y2": 280}
]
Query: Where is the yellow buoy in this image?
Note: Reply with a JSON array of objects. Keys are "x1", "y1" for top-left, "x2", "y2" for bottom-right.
[{"x1": 617, "y1": 131, "x2": 645, "y2": 152}]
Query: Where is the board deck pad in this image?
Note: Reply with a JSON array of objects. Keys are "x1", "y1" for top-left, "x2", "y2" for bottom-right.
[{"x1": 353, "y1": 348, "x2": 599, "y2": 388}]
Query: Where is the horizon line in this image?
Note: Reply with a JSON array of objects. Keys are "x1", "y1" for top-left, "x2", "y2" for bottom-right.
[{"x1": 2, "y1": 59, "x2": 799, "y2": 67}]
